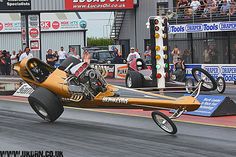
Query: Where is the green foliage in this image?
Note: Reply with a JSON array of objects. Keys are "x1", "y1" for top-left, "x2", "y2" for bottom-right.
[{"x1": 87, "y1": 37, "x2": 114, "y2": 47}]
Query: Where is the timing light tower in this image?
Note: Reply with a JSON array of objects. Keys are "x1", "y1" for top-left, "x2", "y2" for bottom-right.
[{"x1": 147, "y1": 16, "x2": 169, "y2": 88}]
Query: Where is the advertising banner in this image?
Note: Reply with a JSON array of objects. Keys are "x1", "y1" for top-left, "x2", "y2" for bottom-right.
[
  {"x1": 170, "y1": 64, "x2": 236, "y2": 82},
  {"x1": 115, "y1": 64, "x2": 128, "y2": 79},
  {"x1": 108, "y1": 45, "x2": 121, "y2": 53},
  {"x1": 98, "y1": 64, "x2": 115, "y2": 78},
  {"x1": 0, "y1": 21, "x2": 21, "y2": 32},
  {"x1": 169, "y1": 21, "x2": 236, "y2": 34},
  {"x1": 0, "y1": 20, "x2": 86, "y2": 33},
  {"x1": 92, "y1": 64, "x2": 115, "y2": 78},
  {"x1": 0, "y1": 0, "x2": 31, "y2": 10},
  {"x1": 185, "y1": 95, "x2": 226, "y2": 116},
  {"x1": 41, "y1": 20, "x2": 87, "y2": 31},
  {"x1": 65, "y1": 0, "x2": 134, "y2": 11},
  {"x1": 202, "y1": 64, "x2": 236, "y2": 82},
  {"x1": 13, "y1": 83, "x2": 34, "y2": 97}
]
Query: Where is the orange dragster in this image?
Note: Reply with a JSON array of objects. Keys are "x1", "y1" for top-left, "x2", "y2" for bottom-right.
[{"x1": 14, "y1": 57, "x2": 201, "y2": 134}]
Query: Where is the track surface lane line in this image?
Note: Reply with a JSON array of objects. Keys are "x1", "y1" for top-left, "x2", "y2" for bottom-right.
[{"x1": 0, "y1": 97, "x2": 236, "y2": 129}]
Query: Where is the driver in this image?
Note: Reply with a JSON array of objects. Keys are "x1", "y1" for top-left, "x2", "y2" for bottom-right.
[
  {"x1": 127, "y1": 47, "x2": 140, "y2": 63},
  {"x1": 29, "y1": 61, "x2": 46, "y2": 82}
]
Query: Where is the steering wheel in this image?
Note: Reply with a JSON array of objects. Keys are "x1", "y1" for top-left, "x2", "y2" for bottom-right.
[{"x1": 192, "y1": 67, "x2": 217, "y2": 91}]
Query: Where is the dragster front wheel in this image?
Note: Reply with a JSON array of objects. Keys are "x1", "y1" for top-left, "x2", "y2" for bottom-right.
[
  {"x1": 192, "y1": 67, "x2": 217, "y2": 91},
  {"x1": 151, "y1": 111, "x2": 177, "y2": 134}
]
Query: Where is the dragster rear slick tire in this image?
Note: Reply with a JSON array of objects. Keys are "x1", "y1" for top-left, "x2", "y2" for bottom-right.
[
  {"x1": 151, "y1": 111, "x2": 177, "y2": 134},
  {"x1": 28, "y1": 87, "x2": 64, "y2": 122},
  {"x1": 125, "y1": 71, "x2": 143, "y2": 88}
]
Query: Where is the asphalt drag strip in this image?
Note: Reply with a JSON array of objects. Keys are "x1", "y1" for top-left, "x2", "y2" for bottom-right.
[{"x1": 0, "y1": 100, "x2": 236, "y2": 157}]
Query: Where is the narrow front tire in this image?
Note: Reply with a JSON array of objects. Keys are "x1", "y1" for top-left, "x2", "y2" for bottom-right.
[{"x1": 152, "y1": 111, "x2": 177, "y2": 134}]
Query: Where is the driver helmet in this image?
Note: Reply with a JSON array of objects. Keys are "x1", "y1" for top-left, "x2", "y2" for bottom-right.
[
  {"x1": 137, "y1": 61, "x2": 143, "y2": 70},
  {"x1": 29, "y1": 61, "x2": 37, "y2": 69}
]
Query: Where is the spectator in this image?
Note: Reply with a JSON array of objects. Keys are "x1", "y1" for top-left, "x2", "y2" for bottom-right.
[
  {"x1": 113, "y1": 47, "x2": 123, "y2": 64},
  {"x1": 58, "y1": 46, "x2": 67, "y2": 64},
  {"x1": 172, "y1": 57, "x2": 186, "y2": 82},
  {"x1": 182, "y1": 49, "x2": 192, "y2": 63},
  {"x1": 144, "y1": 46, "x2": 151, "y2": 64},
  {"x1": 10, "y1": 50, "x2": 18, "y2": 75},
  {"x1": 166, "y1": 9, "x2": 178, "y2": 19},
  {"x1": 171, "y1": 45, "x2": 180, "y2": 64},
  {"x1": 82, "y1": 49, "x2": 91, "y2": 64},
  {"x1": 16, "y1": 50, "x2": 23, "y2": 61},
  {"x1": 127, "y1": 47, "x2": 141, "y2": 63},
  {"x1": 177, "y1": 0, "x2": 190, "y2": 18},
  {"x1": 185, "y1": 7, "x2": 194, "y2": 17},
  {"x1": 135, "y1": 48, "x2": 141, "y2": 56},
  {"x1": 203, "y1": 45, "x2": 215, "y2": 63},
  {"x1": 5, "y1": 51, "x2": 11, "y2": 75},
  {"x1": 206, "y1": 0, "x2": 218, "y2": 14},
  {"x1": 68, "y1": 47, "x2": 75, "y2": 57},
  {"x1": 199, "y1": 0, "x2": 208, "y2": 17},
  {"x1": 68, "y1": 47, "x2": 80, "y2": 59},
  {"x1": 19, "y1": 47, "x2": 33, "y2": 61},
  {"x1": 229, "y1": 0, "x2": 236, "y2": 15},
  {"x1": 190, "y1": 0, "x2": 201, "y2": 12},
  {"x1": 10, "y1": 51, "x2": 18, "y2": 64},
  {"x1": 54, "y1": 51, "x2": 59, "y2": 65},
  {"x1": 0, "y1": 50, "x2": 6, "y2": 75},
  {"x1": 46, "y1": 49, "x2": 57, "y2": 67},
  {"x1": 220, "y1": 0, "x2": 231, "y2": 15},
  {"x1": 230, "y1": 43, "x2": 236, "y2": 63}
]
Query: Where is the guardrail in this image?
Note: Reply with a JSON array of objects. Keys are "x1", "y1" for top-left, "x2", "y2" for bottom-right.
[{"x1": 162, "y1": 4, "x2": 236, "y2": 24}]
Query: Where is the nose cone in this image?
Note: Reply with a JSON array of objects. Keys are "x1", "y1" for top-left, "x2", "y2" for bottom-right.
[{"x1": 176, "y1": 96, "x2": 201, "y2": 111}]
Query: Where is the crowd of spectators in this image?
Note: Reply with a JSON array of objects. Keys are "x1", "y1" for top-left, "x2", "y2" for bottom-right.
[
  {"x1": 0, "y1": 49, "x2": 23, "y2": 75},
  {"x1": 47, "y1": 46, "x2": 84, "y2": 66},
  {"x1": 175, "y1": 0, "x2": 236, "y2": 19},
  {"x1": 0, "y1": 46, "x2": 87, "y2": 76}
]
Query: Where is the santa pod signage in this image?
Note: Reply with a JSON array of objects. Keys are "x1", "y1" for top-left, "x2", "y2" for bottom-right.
[
  {"x1": 65, "y1": 0, "x2": 134, "y2": 10},
  {"x1": 29, "y1": 28, "x2": 39, "y2": 38},
  {"x1": 52, "y1": 21, "x2": 60, "y2": 29}
]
